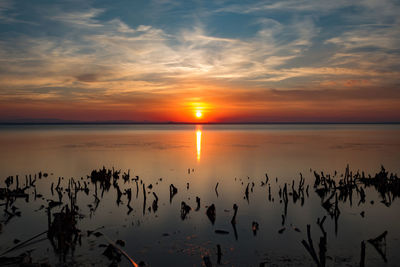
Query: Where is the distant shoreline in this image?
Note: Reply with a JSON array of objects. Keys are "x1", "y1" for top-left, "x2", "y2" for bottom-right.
[{"x1": 1, "y1": 121, "x2": 400, "y2": 125}]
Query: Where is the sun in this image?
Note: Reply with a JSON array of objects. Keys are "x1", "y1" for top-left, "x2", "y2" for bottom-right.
[{"x1": 195, "y1": 111, "x2": 202, "y2": 118}]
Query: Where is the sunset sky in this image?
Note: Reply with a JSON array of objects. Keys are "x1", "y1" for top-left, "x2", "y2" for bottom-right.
[{"x1": 0, "y1": 0, "x2": 399, "y2": 122}]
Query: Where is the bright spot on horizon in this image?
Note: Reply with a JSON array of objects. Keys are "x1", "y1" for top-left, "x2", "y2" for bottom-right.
[{"x1": 196, "y1": 111, "x2": 202, "y2": 118}]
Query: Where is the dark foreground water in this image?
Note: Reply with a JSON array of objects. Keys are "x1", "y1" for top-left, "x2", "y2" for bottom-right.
[{"x1": 0, "y1": 124, "x2": 399, "y2": 266}]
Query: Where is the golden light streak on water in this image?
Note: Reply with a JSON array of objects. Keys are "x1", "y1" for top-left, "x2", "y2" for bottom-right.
[{"x1": 196, "y1": 129, "x2": 202, "y2": 161}]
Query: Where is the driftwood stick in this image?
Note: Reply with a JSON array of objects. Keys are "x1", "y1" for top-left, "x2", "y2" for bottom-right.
[
  {"x1": 0, "y1": 230, "x2": 48, "y2": 256},
  {"x1": 100, "y1": 232, "x2": 139, "y2": 267}
]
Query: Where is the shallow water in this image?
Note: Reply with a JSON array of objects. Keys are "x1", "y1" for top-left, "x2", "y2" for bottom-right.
[{"x1": 0, "y1": 124, "x2": 399, "y2": 266}]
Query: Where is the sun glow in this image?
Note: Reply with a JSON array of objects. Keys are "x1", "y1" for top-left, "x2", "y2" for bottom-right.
[{"x1": 196, "y1": 111, "x2": 202, "y2": 118}]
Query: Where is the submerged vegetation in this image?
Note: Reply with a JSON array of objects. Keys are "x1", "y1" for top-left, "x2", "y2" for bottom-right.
[{"x1": 0, "y1": 165, "x2": 399, "y2": 266}]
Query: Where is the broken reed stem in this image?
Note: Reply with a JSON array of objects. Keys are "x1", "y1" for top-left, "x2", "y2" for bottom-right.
[
  {"x1": 301, "y1": 224, "x2": 320, "y2": 266},
  {"x1": 360, "y1": 241, "x2": 365, "y2": 267}
]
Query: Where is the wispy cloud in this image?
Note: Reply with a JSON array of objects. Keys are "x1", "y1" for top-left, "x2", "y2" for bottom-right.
[
  {"x1": 0, "y1": 8, "x2": 320, "y2": 93},
  {"x1": 214, "y1": 0, "x2": 354, "y2": 14},
  {"x1": 50, "y1": 8, "x2": 104, "y2": 28}
]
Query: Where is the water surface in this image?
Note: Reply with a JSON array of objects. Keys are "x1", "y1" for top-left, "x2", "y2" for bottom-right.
[{"x1": 0, "y1": 124, "x2": 399, "y2": 266}]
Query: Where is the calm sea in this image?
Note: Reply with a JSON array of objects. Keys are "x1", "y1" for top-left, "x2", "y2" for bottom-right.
[{"x1": 0, "y1": 124, "x2": 399, "y2": 266}]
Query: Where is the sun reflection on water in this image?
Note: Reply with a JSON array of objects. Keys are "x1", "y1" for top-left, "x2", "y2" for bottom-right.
[{"x1": 196, "y1": 128, "x2": 202, "y2": 161}]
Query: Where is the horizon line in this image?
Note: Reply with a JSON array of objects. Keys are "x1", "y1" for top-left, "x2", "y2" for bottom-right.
[{"x1": 1, "y1": 121, "x2": 400, "y2": 125}]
